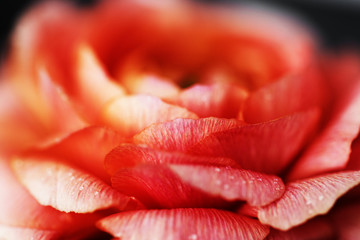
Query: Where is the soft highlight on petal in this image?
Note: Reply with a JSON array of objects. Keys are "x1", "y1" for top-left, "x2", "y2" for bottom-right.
[
  {"x1": 11, "y1": 157, "x2": 137, "y2": 213},
  {"x1": 258, "y1": 171, "x2": 360, "y2": 230},
  {"x1": 169, "y1": 164, "x2": 285, "y2": 206},
  {"x1": 97, "y1": 208, "x2": 269, "y2": 240}
]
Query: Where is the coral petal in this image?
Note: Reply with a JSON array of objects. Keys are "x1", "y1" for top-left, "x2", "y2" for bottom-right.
[
  {"x1": 258, "y1": 171, "x2": 360, "y2": 230},
  {"x1": 105, "y1": 143, "x2": 239, "y2": 175},
  {"x1": 133, "y1": 117, "x2": 244, "y2": 151},
  {"x1": 29, "y1": 126, "x2": 124, "y2": 183},
  {"x1": 176, "y1": 83, "x2": 248, "y2": 118},
  {"x1": 101, "y1": 95, "x2": 198, "y2": 137},
  {"x1": 169, "y1": 164, "x2": 285, "y2": 206},
  {"x1": 97, "y1": 208, "x2": 269, "y2": 240},
  {"x1": 111, "y1": 164, "x2": 228, "y2": 209},
  {"x1": 11, "y1": 158, "x2": 135, "y2": 213},
  {"x1": 288, "y1": 82, "x2": 360, "y2": 180},
  {"x1": 190, "y1": 109, "x2": 319, "y2": 174}
]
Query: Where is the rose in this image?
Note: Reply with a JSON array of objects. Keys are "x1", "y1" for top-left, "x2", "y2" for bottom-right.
[{"x1": 1, "y1": 0, "x2": 360, "y2": 239}]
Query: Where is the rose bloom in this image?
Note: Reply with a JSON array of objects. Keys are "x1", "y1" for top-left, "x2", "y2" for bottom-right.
[{"x1": 1, "y1": 0, "x2": 360, "y2": 239}]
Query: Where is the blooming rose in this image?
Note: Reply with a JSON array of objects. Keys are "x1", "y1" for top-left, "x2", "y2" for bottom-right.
[{"x1": 1, "y1": 0, "x2": 360, "y2": 239}]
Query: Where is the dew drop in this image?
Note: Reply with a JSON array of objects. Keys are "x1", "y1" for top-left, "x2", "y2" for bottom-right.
[
  {"x1": 223, "y1": 184, "x2": 230, "y2": 190},
  {"x1": 215, "y1": 179, "x2": 222, "y2": 185},
  {"x1": 305, "y1": 199, "x2": 312, "y2": 205},
  {"x1": 229, "y1": 175, "x2": 235, "y2": 180},
  {"x1": 188, "y1": 234, "x2": 198, "y2": 240},
  {"x1": 214, "y1": 167, "x2": 221, "y2": 173},
  {"x1": 94, "y1": 191, "x2": 99, "y2": 196},
  {"x1": 79, "y1": 186, "x2": 84, "y2": 191},
  {"x1": 318, "y1": 195, "x2": 324, "y2": 201}
]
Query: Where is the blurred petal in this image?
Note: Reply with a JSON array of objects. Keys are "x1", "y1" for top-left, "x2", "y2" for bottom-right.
[
  {"x1": 12, "y1": 157, "x2": 136, "y2": 213},
  {"x1": 134, "y1": 117, "x2": 244, "y2": 151},
  {"x1": 288, "y1": 81, "x2": 360, "y2": 180},
  {"x1": 331, "y1": 203, "x2": 360, "y2": 240},
  {"x1": 169, "y1": 164, "x2": 285, "y2": 206},
  {"x1": 0, "y1": 225, "x2": 58, "y2": 240},
  {"x1": 97, "y1": 208, "x2": 269, "y2": 240},
  {"x1": 176, "y1": 83, "x2": 248, "y2": 118},
  {"x1": 28, "y1": 126, "x2": 125, "y2": 183},
  {"x1": 101, "y1": 95, "x2": 198, "y2": 137},
  {"x1": 258, "y1": 171, "x2": 360, "y2": 230},
  {"x1": 189, "y1": 109, "x2": 319, "y2": 174}
]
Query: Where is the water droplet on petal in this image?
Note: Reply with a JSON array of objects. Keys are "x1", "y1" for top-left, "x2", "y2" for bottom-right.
[
  {"x1": 79, "y1": 186, "x2": 84, "y2": 191},
  {"x1": 215, "y1": 179, "x2": 222, "y2": 185},
  {"x1": 94, "y1": 191, "x2": 99, "y2": 196},
  {"x1": 318, "y1": 195, "x2": 324, "y2": 201},
  {"x1": 188, "y1": 234, "x2": 198, "y2": 240},
  {"x1": 214, "y1": 167, "x2": 221, "y2": 173},
  {"x1": 223, "y1": 184, "x2": 230, "y2": 190}
]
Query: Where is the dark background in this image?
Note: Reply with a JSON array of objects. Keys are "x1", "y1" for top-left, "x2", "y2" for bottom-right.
[{"x1": 1, "y1": 0, "x2": 360, "y2": 54}]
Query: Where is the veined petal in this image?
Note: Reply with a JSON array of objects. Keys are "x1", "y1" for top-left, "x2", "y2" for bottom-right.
[
  {"x1": 169, "y1": 164, "x2": 284, "y2": 206},
  {"x1": 189, "y1": 109, "x2": 319, "y2": 174},
  {"x1": 258, "y1": 171, "x2": 360, "y2": 230},
  {"x1": 288, "y1": 81, "x2": 360, "y2": 180},
  {"x1": 11, "y1": 157, "x2": 138, "y2": 213},
  {"x1": 0, "y1": 225, "x2": 59, "y2": 240},
  {"x1": 97, "y1": 208, "x2": 269, "y2": 240},
  {"x1": 101, "y1": 95, "x2": 198, "y2": 137},
  {"x1": 105, "y1": 143, "x2": 239, "y2": 175},
  {"x1": 111, "y1": 164, "x2": 230, "y2": 209},
  {"x1": 133, "y1": 117, "x2": 244, "y2": 151}
]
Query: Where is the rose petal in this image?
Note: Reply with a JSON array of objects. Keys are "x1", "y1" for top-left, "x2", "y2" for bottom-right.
[
  {"x1": 11, "y1": 157, "x2": 137, "y2": 213},
  {"x1": 176, "y1": 83, "x2": 248, "y2": 118},
  {"x1": 0, "y1": 224, "x2": 59, "y2": 240},
  {"x1": 258, "y1": 170, "x2": 360, "y2": 230},
  {"x1": 266, "y1": 218, "x2": 334, "y2": 240},
  {"x1": 169, "y1": 164, "x2": 285, "y2": 206},
  {"x1": 189, "y1": 109, "x2": 320, "y2": 174},
  {"x1": 28, "y1": 126, "x2": 124, "y2": 183},
  {"x1": 133, "y1": 117, "x2": 244, "y2": 151},
  {"x1": 0, "y1": 160, "x2": 101, "y2": 235},
  {"x1": 97, "y1": 208, "x2": 269, "y2": 240},
  {"x1": 111, "y1": 164, "x2": 228, "y2": 209},
  {"x1": 105, "y1": 143, "x2": 239, "y2": 175},
  {"x1": 243, "y1": 68, "x2": 327, "y2": 123},
  {"x1": 347, "y1": 137, "x2": 360, "y2": 170},
  {"x1": 75, "y1": 45, "x2": 125, "y2": 120},
  {"x1": 101, "y1": 95, "x2": 198, "y2": 137},
  {"x1": 288, "y1": 81, "x2": 360, "y2": 180}
]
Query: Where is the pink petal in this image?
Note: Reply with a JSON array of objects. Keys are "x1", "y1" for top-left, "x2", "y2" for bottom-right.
[
  {"x1": 105, "y1": 143, "x2": 239, "y2": 175},
  {"x1": 133, "y1": 117, "x2": 244, "y2": 151},
  {"x1": 0, "y1": 160, "x2": 101, "y2": 235},
  {"x1": 266, "y1": 218, "x2": 334, "y2": 240},
  {"x1": 101, "y1": 95, "x2": 198, "y2": 137},
  {"x1": 258, "y1": 171, "x2": 360, "y2": 230},
  {"x1": 75, "y1": 45, "x2": 125, "y2": 121},
  {"x1": 11, "y1": 157, "x2": 138, "y2": 213},
  {"x1": 288, "y1": 81, "x2": 360, "y2": 180},
  {"x1": 28, "y1": 126, "x2": 125, "y2": 183},
  {"x1": 0, "y1": 224, "x2": 59, "y2": 240},
  {"x1": 189, "y1": 109, "x2": 320, "y2": 174},
  {"x1": 176, "y1": 83, "x2": 248, "y2": 118},
  {"x1": 111, "y1": 164, "x2": 229, "y2": 209},
  {"x1": 243, "y1": 68, "x2": 327, "y2": 123},
  {"x1": 97, "y1": 208, "x2": 269, "y2": 240},
  {"x1": 169, "y1": 164, "x2": 285, "y2": 206}
]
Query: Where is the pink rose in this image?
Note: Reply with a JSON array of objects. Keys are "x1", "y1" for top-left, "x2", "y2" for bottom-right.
[{"x1": 1, "y1": 0, "x2": 360, "y2": 239}]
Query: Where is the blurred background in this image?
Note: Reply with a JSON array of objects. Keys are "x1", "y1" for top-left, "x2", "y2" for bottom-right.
[{"x1": 1, "y1": 0, "x2": 360, "y2": 55}]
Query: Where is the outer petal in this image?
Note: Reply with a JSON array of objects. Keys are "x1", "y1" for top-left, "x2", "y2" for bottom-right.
[
  {"x1": 111, "y1": 164, "x2": 228, "y2": 209},
  {"x1": 97, "y1": 208, "x2": 269, "y2": 240},
  {"x1": 331, "y1": 203, "x2": 360, "y2": 240},
  {"x1": 28, "y1": 126, "x2": 124, "y2": 183},
  {"x1": 0, "y1": 225, "x2": 59, "y2": 240},
  {"x1": 288, "y1": 80, "x2": 360, "y2": 180},
  {"x1": 11, "y1": 157, "x2": 138, "y2": 213},
  {"x1": 101, "y1": 95, "x2": 198, "y2": 137},
  {"x1": 133, "y1": 117, "x2": 244, "y2": 151},
  {"x1": 242, "y1": 67, "x2": 327, "y2": 123},
  {"x1": 0, "y1": 160, "x2": 101, "y2": 236},
  {"x1": 258, "y1": 171, "x2": 360, "y2": 230},
  {"x1": 105, "y1": 143, "x2": 239, "y2": 175},
  {"x1": 189, "y1": 109, "x2": 319, "y2": 174},
  {"x1": 169, "y1": 164, "x2": 285, "y2": 206}
]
